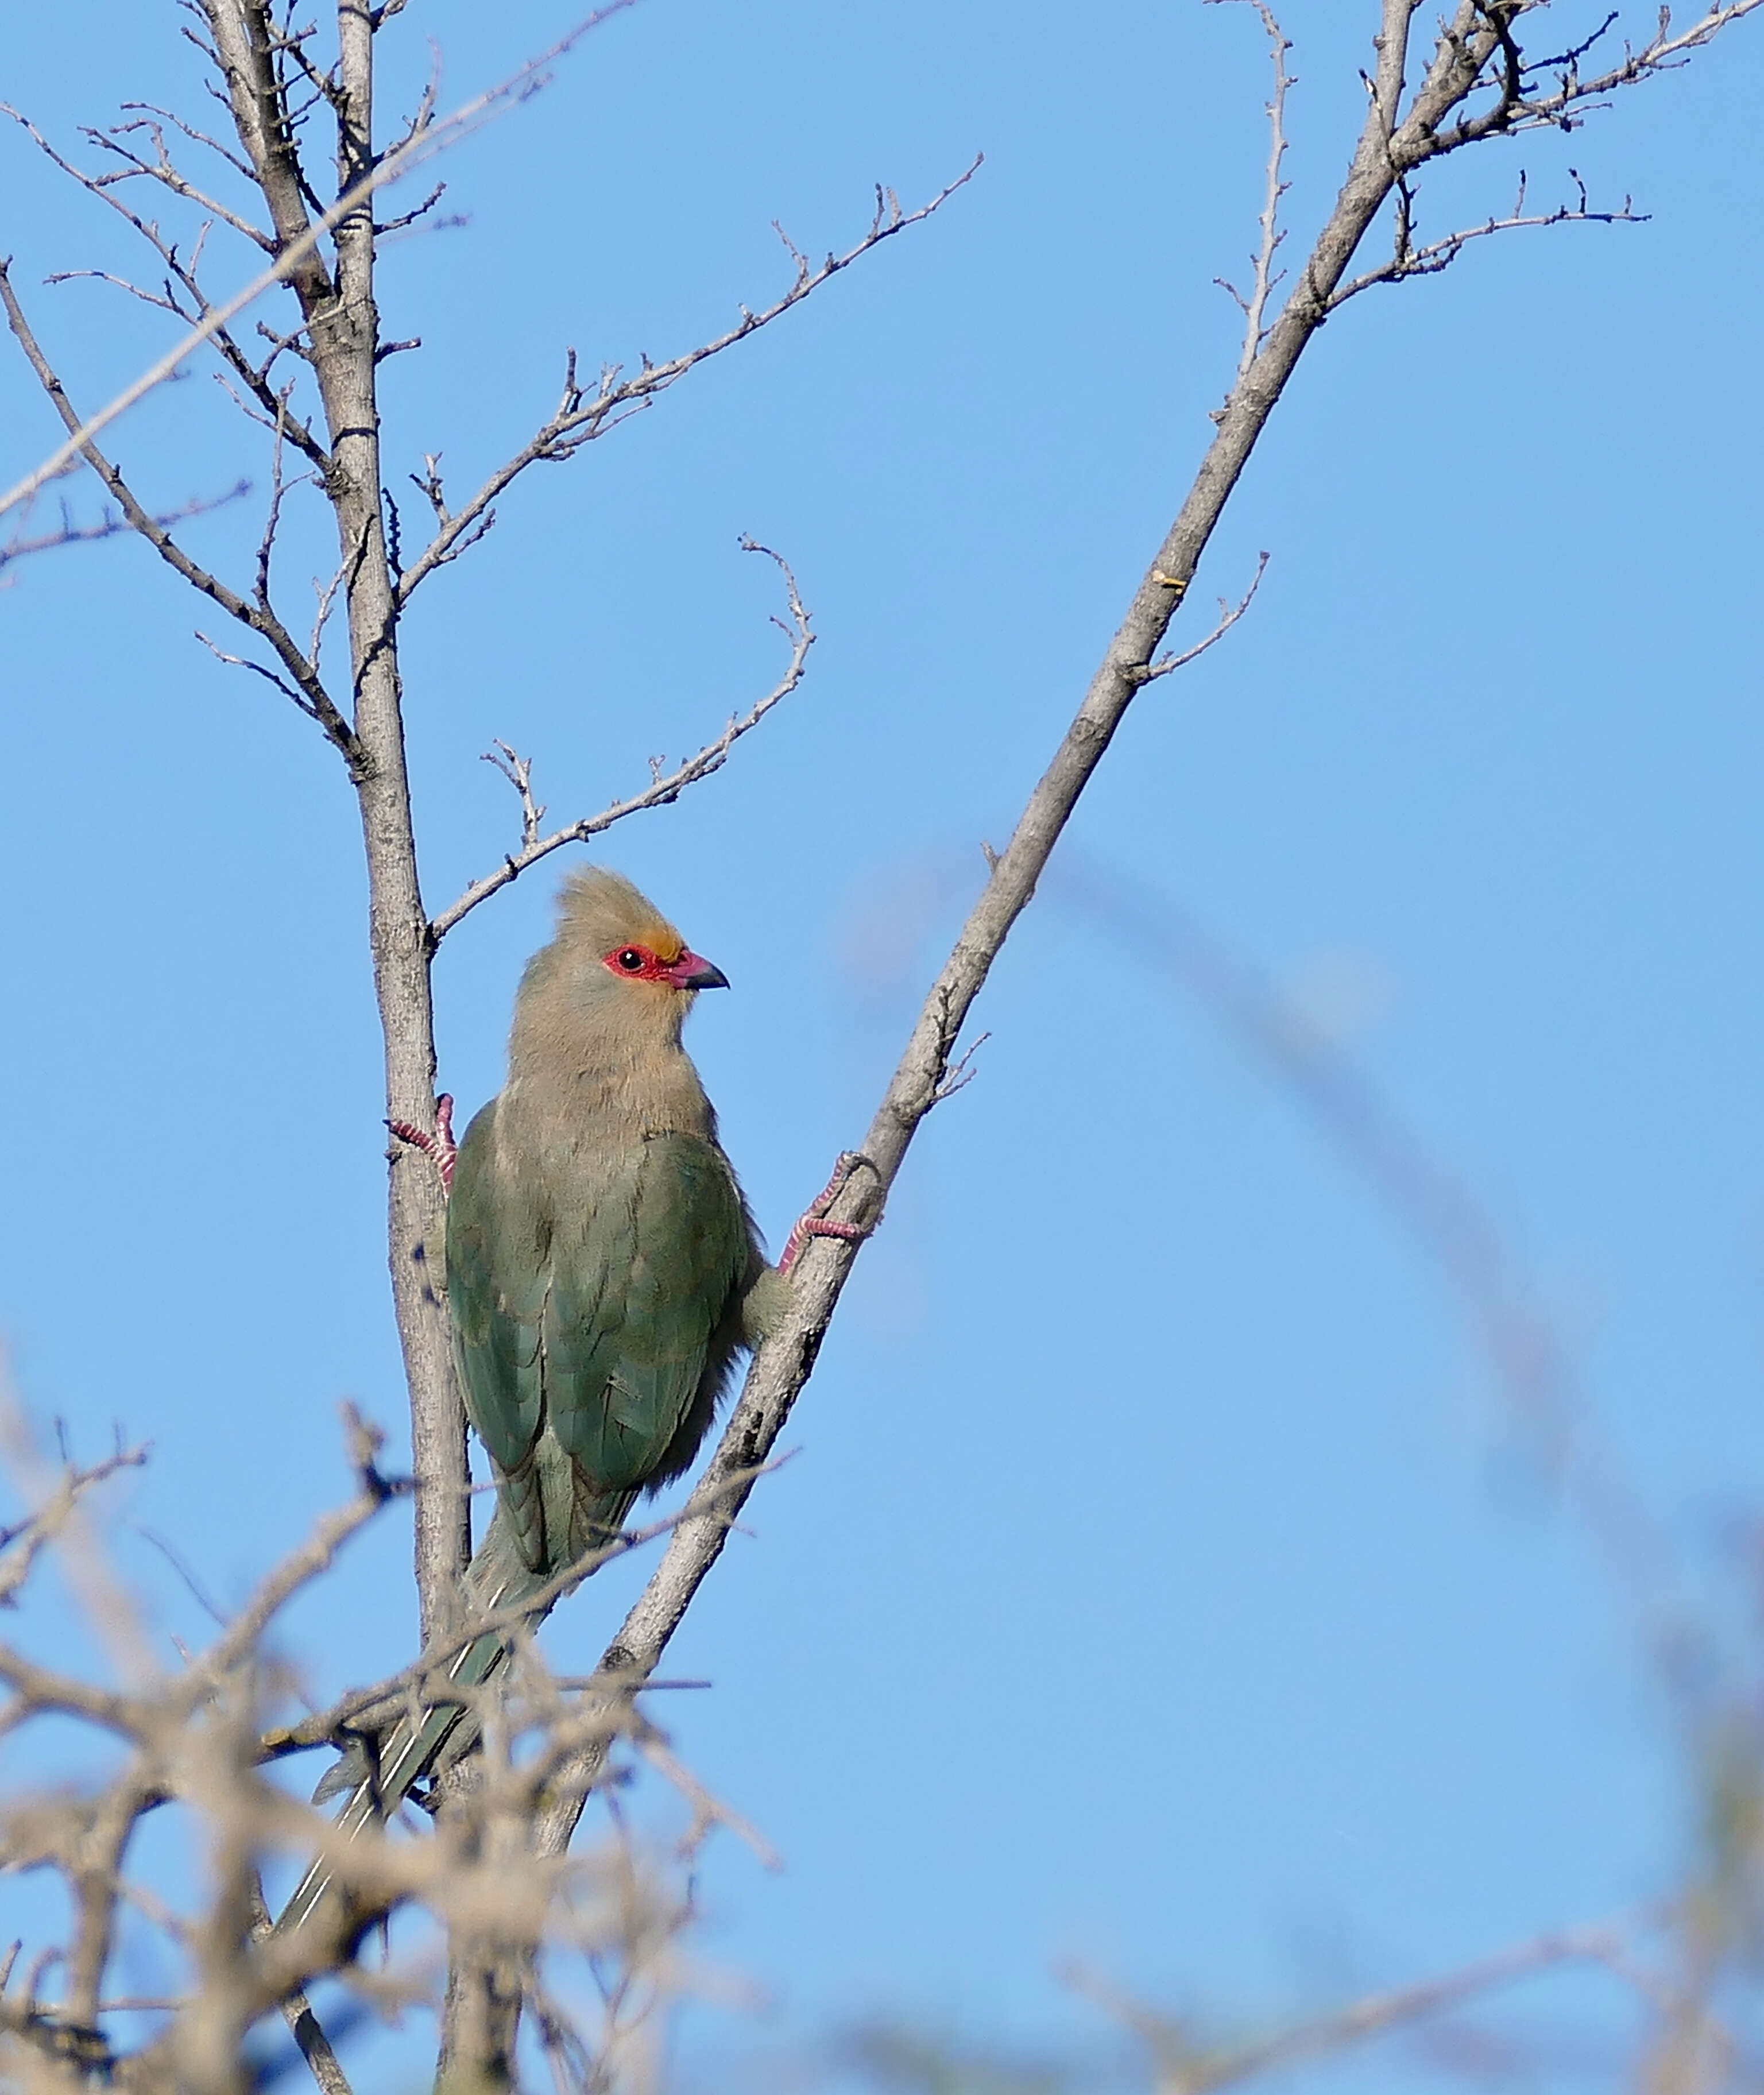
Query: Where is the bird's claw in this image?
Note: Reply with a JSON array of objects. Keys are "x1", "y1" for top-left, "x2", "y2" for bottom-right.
[
  {"x1": 779, "y1": 1150, "x2": 876, "y2": 1274},
  {"x1": 389, "y1": 1092, "x2": 458, "y2": 1193}
]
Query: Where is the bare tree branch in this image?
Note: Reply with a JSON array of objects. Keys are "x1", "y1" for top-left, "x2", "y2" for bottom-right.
[
  {"x1": 86, "y1": 111, "x2": 277, "y2": 250},
  {"x1": 0, "y1": 482, "x2": 246, "y2": 578},
  {"x1": 1415, "y1": 0, "x2": 1764, "y2": 161},
  {"x1": 3, "y1": 101, "x2": 334, "y2": 470},
  {"x1": 481, "y1": 739, "x2": 546, "y2": 851},
  {"x1": 0, "y1": 260, "x2": 357, "y2": 759},
  {"x1": 1333, "y1": 166, "x2": 1646, "y2": 304},
  {"x1": 1207, "y1": 1, "x2": 1294, "y2": 382},
  {"x1": 0, "y1": 1435, "x2": 149, "y2": 1607},
  {"x1": 0, "y1": 2, "x2": 645, "y2": 521},
  {"x1": 256, "y1": 1459, "x2": 782, "y2": 1772},
  {"x1": 511, "y1": 0, "x2": 1764, "y2": 1889},
  {"x1": 6, "y1": 5, "x2": 1761, "y2": 2085},
  {"x1": 428, "y1": 538, "x2": 816, "y2": 942},
  {"x1": 1138, "y1": 552, "x2": 1269, "y2": 682},
  {"x1": 393, "y1": 163, "x2": 982, "y2": 605},
  {"x1": 1069, "y1": 1916, "x2": 1633, "y2": 2092}
]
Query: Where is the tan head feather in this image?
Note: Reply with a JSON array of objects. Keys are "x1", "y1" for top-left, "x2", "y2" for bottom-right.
[{"x1": 554, "y1": 867, "x2": 684, "y2": 964}]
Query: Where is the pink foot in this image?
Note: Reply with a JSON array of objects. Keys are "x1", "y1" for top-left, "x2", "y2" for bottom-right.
[
  {"x1": 780, "y1": 1151, "x2": 874, "y2": 1274},
  {"x1": 389, "y1": 1092, "x2": 458, "y2": 1193}
]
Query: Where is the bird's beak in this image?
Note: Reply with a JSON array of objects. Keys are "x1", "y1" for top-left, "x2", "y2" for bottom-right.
[{"x1": 664, "y1": 949, "x2": 730, "y2": 991}]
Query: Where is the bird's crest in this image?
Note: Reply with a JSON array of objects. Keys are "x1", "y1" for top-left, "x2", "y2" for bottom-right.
[{"x1": 555, "y1": 866, "x2": 684, "y2": 964}]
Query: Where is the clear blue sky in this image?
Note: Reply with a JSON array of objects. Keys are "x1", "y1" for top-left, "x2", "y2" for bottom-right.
[{"x1": 2, "y1": 3, "x2": 1762, "y2": 2088}]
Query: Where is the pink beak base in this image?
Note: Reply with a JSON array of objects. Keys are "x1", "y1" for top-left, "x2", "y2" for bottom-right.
[{"x1": 665, "y1": 949, "x2": 730, "y2": 991}]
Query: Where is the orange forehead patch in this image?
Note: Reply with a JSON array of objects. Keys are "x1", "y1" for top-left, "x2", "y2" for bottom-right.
[
  {"x1": 633, "y1": 919, "x2": 683, "y2": 964},
  {"x1": 558, "y1": 868, "x2": 688, "y2": 964}
]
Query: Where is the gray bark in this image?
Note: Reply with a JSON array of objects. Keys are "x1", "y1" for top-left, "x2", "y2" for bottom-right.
[{"x1": 201, "y1": 0, "x2": 471, "y2": 1646}]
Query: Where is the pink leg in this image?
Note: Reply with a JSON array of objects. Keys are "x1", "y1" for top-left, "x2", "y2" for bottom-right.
[
  {"x1": 388, "y1": 1092, "x2": 458, "y2": 1193},
  {"x1": 779, "y1": 1151, "x2": 873, "y2": 1274}
]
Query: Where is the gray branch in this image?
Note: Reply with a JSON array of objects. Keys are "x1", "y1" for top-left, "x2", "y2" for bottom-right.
[
  {"x1": 428, "y1": 540, "x2": 815, "y2": 943},
  {"x1": 0, "y1": 1, "x2": 647, "y2": 522},
  {"x1": 393, "y1": 162, "x2": 982, "y2": 605},
  {"x1": 0, "y1": 259, "x2": 356, "y2": 759},
  {"x1": 2, "y1": 104, "x2": 331, "y2": 469},
  {"x1": 517, "y1": 0, "x2": 1764, "y2": 1876}
]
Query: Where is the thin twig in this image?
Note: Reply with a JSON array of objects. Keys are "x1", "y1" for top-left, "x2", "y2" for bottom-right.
[
  {"x1": 1207, "y1": 1, "x2": 1294, "y2": 381},
  {"x1": 0, "y1": 482, "x2": 246, "y2": 578},
  {"x1": 1068, "y1": 1916, "x2": 1632, "y2": 2093},
  {"x1": 2, "y1": 103, "x2": 332, "y2": 472},
  {"x1": 0, "y1": 261, "x2": 355, "y2": 758},
  {"x1": 1139, "y1": 552, "x2": 1269, "y2": 681},
  {"x1": 514, "y1": 0, "x2": 1764, "y2": 1888},
  {"x1": 482, "y1": 740, "x2": 547, "y2": 851},
  {"x1": 1330, "y1": 170, "x2": 1646, "y2": 304},
  {"x1": 394, "y1": 163, "x2": 981, "y2": 605},
  {"x1": 0, "y1": 1439, "x2": 150, "y2": 1606},
  {"x1": 0, "y1": 2, "x2": 647, "y2": 520},
  {"x1": 257, "y1": 1458, "x2": 785, "y2": 1766},
  {"x1": 429, "y1": 539, "x2": 815, "y2": 941}
]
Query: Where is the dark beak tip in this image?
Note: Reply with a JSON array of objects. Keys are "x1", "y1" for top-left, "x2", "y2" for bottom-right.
[{"x1": 680, "y1": 958, "x2": 730, "y2": 991}]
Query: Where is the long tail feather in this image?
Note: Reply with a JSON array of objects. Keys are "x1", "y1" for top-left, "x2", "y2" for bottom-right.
[{"x1": 273, "y1": 1500, "x2": 628, "y2": 1939}]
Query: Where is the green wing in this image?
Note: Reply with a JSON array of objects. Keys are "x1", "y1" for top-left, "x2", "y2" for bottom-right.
[
  {"x1": 447, "y1": 1111, "x2": 748, "y2": 1574},
  {"x1": 445, "y1": 1101, "x2": 552, "y2": 1563},
  {"x1": 546, "y1": 1131, "x2": 747, "y2": 1495}
]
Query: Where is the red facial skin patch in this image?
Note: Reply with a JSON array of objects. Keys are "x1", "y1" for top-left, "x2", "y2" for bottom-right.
[{"x1": 601, "y1": 943, "x2": 730, "y2": 992}]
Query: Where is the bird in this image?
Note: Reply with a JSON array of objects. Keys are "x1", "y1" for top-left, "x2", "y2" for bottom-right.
[{"x1": 278, "y1": 865, "x2": 798, "y2": 1935}]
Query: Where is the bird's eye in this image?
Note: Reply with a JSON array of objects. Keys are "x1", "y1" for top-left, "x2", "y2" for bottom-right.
[{"x1": 617, "y1": 948, "x2": 645, "y2": 971}]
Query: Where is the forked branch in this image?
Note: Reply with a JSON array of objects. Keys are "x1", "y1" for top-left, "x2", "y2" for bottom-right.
[
  {"x1": 428, "y1": 540, "x2": 815, "y2": 943},
  {"x1": 1208, "y1": 0, "x2": 1294, "y2": 382},
  {"x1": 0, "y1": 261, "x2": 356, "y2": 760},
  {"x1": 0, "y1": 483, "x2": 246, "y2": 579},
  {"x1": 0, "y1": 2, "x2": 647, "y2": 522},
  {"x1": 1139, "y1": 552, "x2": 1270, "y2": 682},
  {"x1": 1071, "y1": 1915, "x2": 1635, "y2": 2092},
  {"x1": 513, "y1": 0, "x2": 1764, "y2": 1881},
  {"x1": 394, "y1": 161, "x2": 981, "y2": 605},
  {"x1": 1333, "y1": 167, "x2": 1646, "y2": 303}
]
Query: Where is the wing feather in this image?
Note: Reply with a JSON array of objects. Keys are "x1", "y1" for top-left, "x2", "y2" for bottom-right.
[
  {"x1": 546, "y1": 1131, "x2": 746, "y2": 1497},
  {"x1": 450, "y1": 1111, "x2": 751, "y2": 1576},
  {"x1": 445, "y1": 1100, "x2": 550, "y2": 1567}
]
